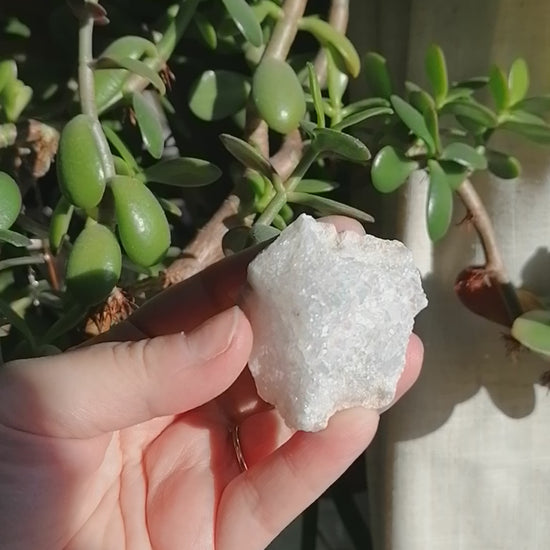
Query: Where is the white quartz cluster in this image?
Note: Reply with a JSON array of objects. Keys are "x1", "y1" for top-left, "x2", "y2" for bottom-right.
[{"x1": 244, "y1": 214, "x2": 427, "y2": 432}]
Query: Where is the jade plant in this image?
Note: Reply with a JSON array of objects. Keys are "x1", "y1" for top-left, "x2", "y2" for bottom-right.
[{"x1": 1, "y1": 0, "x2": 550, "y2": 378}]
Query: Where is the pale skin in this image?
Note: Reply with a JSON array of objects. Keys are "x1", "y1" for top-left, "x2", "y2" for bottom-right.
[{"x1": 0, "y1": 217, "x2": 423, "y2": 550}]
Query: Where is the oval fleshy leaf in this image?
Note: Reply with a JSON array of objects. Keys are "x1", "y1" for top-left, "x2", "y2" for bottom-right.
[
  {"x1": 332, "y1": 106, "x2": 392, "y2": 131},
  {"x1": 363, "y1": 52, "x2": 392, "y2": 98},
  {"x1": 189, "y1": 70, "x2": 250, "y2": 121},
  {"x1": 425, "y1": 44, "x2": 448, "y2": 105},
  {"x1": 298, "y1": 17, "x2": 360, "y2": 77},
  {"x1": 194, "y1": 11, "x2": 218, "y2": 49},
  {"x1": 341, "y1": 98, "x2": 390, "y2": 118},
  {"x1": 0, "y1": 228, "x2": 32, "y2": 247},
  {"x1": 438, "y1": 160, "x2": 468, "y2": 190},
  {"x1": 371, "y1": 145, "x2": 419, "y2": 193},
  {"x1": 158, "y1": 197, "x2": 183, "y2": 218},
  {"x1": 489, "y1": 65, "x2": 509, "y2": 112},
  {"x1": 219, "y1": 134, "x2": 274, "y2": 178},
  {"x1": 144, "y1": 157, "x2": 221, "y2": 187},
  {"x1": 426, "y1": 160, "x2": 453, "y2": 242},
  {"x1": 514, "y1": 95, "x2": 550, "y2": 116},
  {"x1": 501, "y1": 111, "x2": 550, "y2": 144},
  {"x1": 486, "y1": 149, "x2": 522, "y2": 179},
  {"x1": 286, "y1": 192, "x2": 374, "y2": 223},
  {"x1": 390, "y1": 95, "x2": 436, "y2": 154},
  {"x1": 221, "y1": 0, "x2": 263, "y2": 47},
  {"x1": 222, "y1": 226, "x2": 251, "y2": 255},
  {"x1": 312, "y1": 128, "x2": 371, "y2": 162},
  {"x1": 248, "y1": 224, "x2": 281, "y2": 246},
  {"x1": 440, "y1": 142, "x2": 487, "y2": 171},
  {"x1": 96, "y1": 56, "x2": 166, "y2": 95},
  {"x1": 132, "y1": 92, "x2": 164, "y2": 159},
  {"x1": 508, "y1": 58, "x2": 529, "y2": 105},
  {"x1": 511, "y1": 310, "x2": 550, "y2": 356},
  {"x1": 442, "y1": 99, "x2": 498, "y2": 128}
]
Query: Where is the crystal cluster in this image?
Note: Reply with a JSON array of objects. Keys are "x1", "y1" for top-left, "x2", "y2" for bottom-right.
[{"x1": 244, "y1": 214, "x2": 427, "y2": 432}]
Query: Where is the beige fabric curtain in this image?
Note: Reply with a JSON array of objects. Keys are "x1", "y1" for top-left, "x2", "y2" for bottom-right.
[{"x1": 349, "y1": 1, "x2": 550, "y2": 548}]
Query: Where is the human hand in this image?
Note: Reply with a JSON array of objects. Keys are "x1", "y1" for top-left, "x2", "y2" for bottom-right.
[{"x1": 0, "y1": 217, "x2": 423, "y2": 550}]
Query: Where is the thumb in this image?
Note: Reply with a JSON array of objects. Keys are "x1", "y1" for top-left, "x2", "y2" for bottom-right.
[{"x1": 0, "y1": 307, "x2": 252, "y2": 438}]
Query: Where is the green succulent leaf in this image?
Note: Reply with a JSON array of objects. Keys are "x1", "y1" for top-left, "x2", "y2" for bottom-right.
[
  {"x1": 508, "y1": 58, "x2": 529, "y2": 105},
  {"x1": 440, "y1": 142, "x2": 487, "y2": 171},
  {"x1": 158, "y1": 197, "x2": 183, "y2": 217},
  {"x1": 390, "y1": 95, "x2": 436, "y2": 154},
  {"x1": 102, "y1": 124, "x2": 139, "y2": 172},
  {"x1": 423, "y1": 104, "x2": 441, "y2": 154},
  {"x1": 144, "y1": 157, "x2": 222, "y2": 187},
  {"x1": 49, "y1": 197, "x2": 74, "y2": 254},
  {"x1": 426, "y1": 159, "x2": 453, "y2": 241},
  {"x1": 222, "y1": 226, "x2": 251, "y2": 256},
  {"x1": 295, "y1": 179, "x2": 339, "y2": 193},
  {"x1": 132, "y1": 92, "x2": 164, "y2": 159},
  {"x1": 514, "y1": 94, "x2": 550, "y2": 116},
  {"x1": 332, "y1": 106, "x2": 393, "y2": 131},
  {"x1": 306, "y1": 62, "x2": 325, "y2": 128},
  {"x1": 0, "y1": 172, "x2": 22, "y2": 230},
  {"x1": 194, "y1": 11, "x2": 218, "y2": 49},
  {"x1": 219, "y1": 134, "x2": 275, "y2": 178},
  {"x1": 438, "y1": 160, "x2": 468, "y2": 190},
  {"x1": 0, "y1": 229, "x2": 32, "y2": 247},
  {"x1": 408, "y1": 88, "x2": 435, "y2": 114},
  {"x1": 0, "y1": 78, "x2": 32, "y2": 122},
  {"x1": 221, "y1": 0, "x2": 263, "y2": 47},
  {"x1": 486, "y1": 149, "x2": 522, "y2": 179},
  {"x1": 371, "y1": 145, "x2": 419, "y2": 193},
  {"x1": 489, "y1": 66, "x2": 510, "y2": 112},
  {"x1": 312, "y1": 128, "x2": 371, "y2": 162},
  {"x1": 286, "y1": 192, "x2": 374, "y2": 223},
  {"x1": 443, "y1": 87, "x2": 475, "y2": 103},
  {"x1": 442, "y1": 98, "x2": 498, "y2": 129},
  {"x1": 425, "y1": 44, "x2": 448, "y2": 105},
  {"x1": 325, "y1": 44, "x2": 349, "y2": 106},
  {"x1": 363, "y1": 52, "x2": 392, "y2": 98},
  {"x1": 340, "y1": 97, "x2": 391, "y2": 118},
  {"x1": 39, "y1": 304, "x2": 87, "y2": 347},
  {"x1": 248, "y1": 224, "x2": 281, "y2": 246},
  {"x1": 500, "y1": 111, "x2": 550, "y2": 144},
  {"x1": 452, "y1": 76, "x2": 489, "y2": 90},
  {"x1": 511, "y1": 310, "x2": 550, "y2": 356},
  {"x1": 298, "y1": 17, "x2": 360, "y2": 77},
  {"x1": 0, "y1": 297, "x2": 36, "y2": 347},
  {"x1": 95, "y1": 56, "x2": 166, "y2": 95},
  {"x1": 189, "y1": 70, "x2": 250, "y2": 121}
]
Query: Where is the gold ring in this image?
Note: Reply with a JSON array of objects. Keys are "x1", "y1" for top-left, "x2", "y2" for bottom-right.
[{"x1": 231, "y1": 425, "x2": 248, "y2": 472}]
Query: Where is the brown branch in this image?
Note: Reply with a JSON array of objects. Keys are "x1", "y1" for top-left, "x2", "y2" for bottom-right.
[
  {"x1": 163, "y1": 0, "x2": 309, "y2": 285},
  {"x1": 312, "y1": 0, "x2": 350, "y2": 86},
  {"x1": 457, "y1": 179, "x2": 523, "y2": 321}
]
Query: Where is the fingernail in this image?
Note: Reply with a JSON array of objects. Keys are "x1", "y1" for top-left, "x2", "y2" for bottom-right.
[{"x1": 186, "y1": 306, "x2": 240, "y2": 362}]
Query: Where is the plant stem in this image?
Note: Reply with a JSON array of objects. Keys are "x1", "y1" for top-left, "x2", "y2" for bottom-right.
[
  {"x1": 264, "y1": 0, "x2": 309, "y2": 60},
  {"x1": 457, "y1": 179, "x2": 523, "y2": 321},
  {"x1": 256, "y1": 145, "x2": 318, "y2": 225},
  {"x1": 77, "y1": 0, "x2": 115, "y2": 179},
  {"x1": 312, "y1": 0, "x2": 349, "y2": 86},
  {"x1": 78, "y1": 5, "x2": 98, "y2": 119},
  {"x1": 163, "y1": 0, "x2": 309, "y2": 286}
]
